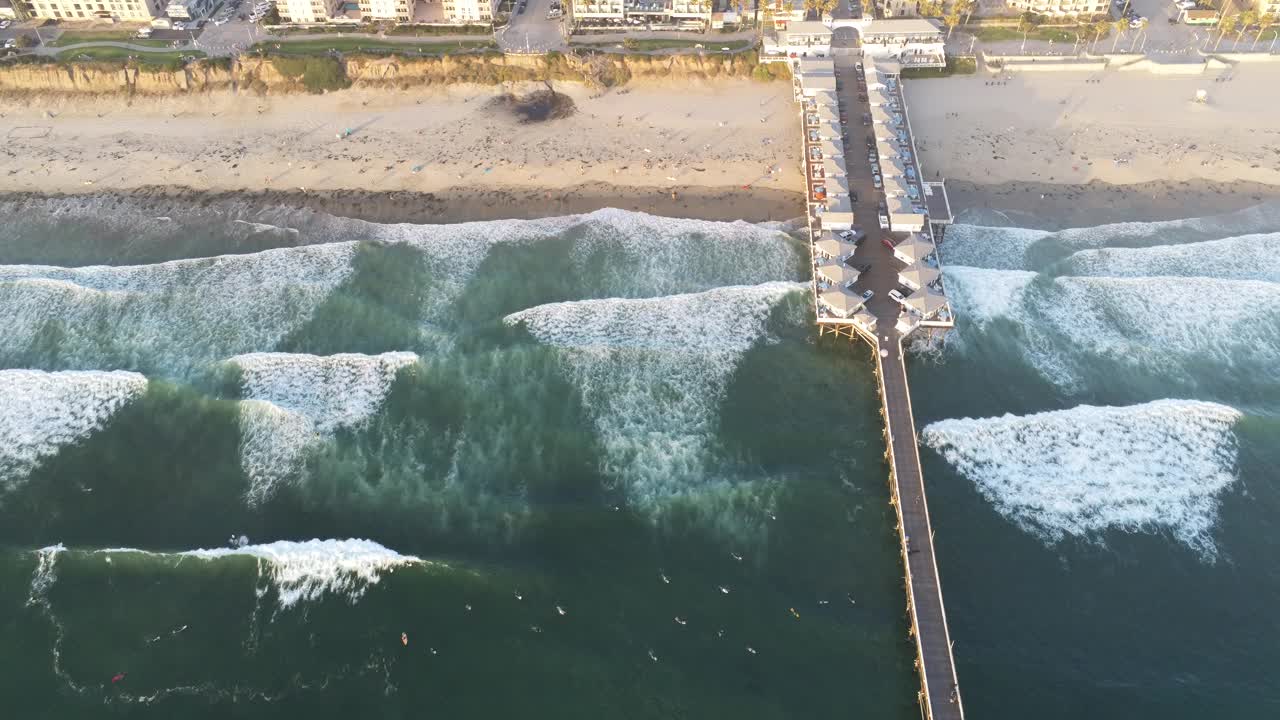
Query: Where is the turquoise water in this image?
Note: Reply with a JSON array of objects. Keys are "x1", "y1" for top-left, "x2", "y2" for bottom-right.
[{"x1": 0, "y1": 202, "x2": 917, "y2": 718}]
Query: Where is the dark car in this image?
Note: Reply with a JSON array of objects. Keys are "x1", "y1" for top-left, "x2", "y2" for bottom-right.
[{"x1": 517, "y1": 2, "x2": 526, "y2": 12}]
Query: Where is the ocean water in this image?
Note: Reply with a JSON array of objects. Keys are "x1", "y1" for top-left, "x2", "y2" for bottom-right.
[
  {"x1": 6, "y1": 197, "x2": 1278, "y2": 719},
  {"x1": 915, "y1": 202, "x2": 1280, "y2": 718},
  {"x1": 0, "y1": 204, "x2": 918, "y2": 718}
]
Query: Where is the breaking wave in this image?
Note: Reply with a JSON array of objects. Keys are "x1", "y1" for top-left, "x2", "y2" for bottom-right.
[
  {"x1": 229, "y1": 352, "x2": 419, "y2": 503},
  {"x1": 944, "y1": 267, "x2": 1280, "y2": 389},
  {"x1": 505, "y1": 282, "x2": 805, "y2": 529},
  {"x1": 180, "y1": 538, "x2": 421, "y2": 610},
  {"x1": 1059, "y1": 232, "x2": 1280, "y2": 283},
  {"x1": 922, "y1": 400, "x2": 1243, "y2": 556},
  {"x1": 944, "y1": 202, "x2": 1280, "y2": 271},
  {"x1": 0, "y1": 245, "x2": 357, "y2": 378},
  {"x1": 0, "y1": 369, "x2": 148, "y2": 492}
]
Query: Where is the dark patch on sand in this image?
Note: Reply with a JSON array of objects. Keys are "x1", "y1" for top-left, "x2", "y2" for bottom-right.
[{"x1": 490, "y1": 83, "x2": 577, "y2": 124}]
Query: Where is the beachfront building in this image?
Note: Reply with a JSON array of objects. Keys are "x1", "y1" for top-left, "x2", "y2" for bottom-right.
[
  {"x1": 570, "y1": 0, "x2": 624, "y2": 21},
  {"x1": 275, "y1": 0, "x2": 344, "y2": 22},
  {"x1": 358, "y1": 0, "x2": 415, "y2": 21},
  {"x1": 1258, "y1": 0, "x2": 1279, "y2": 18},
  {"x1": 857, "y1": 19, "x2": 945, "y2": 68},
  {"x1": 1001, "y1": 0, "x2": 1108, "y2": 17},
  {"x1": 165, "y1": 0, "x2": 213, "y2": 19},
  {"x1": 892, "y1": 234, "x2": 935, "y2": 265},
  {"x1": 814, "y1": 234, "x2": 856, "y2": 261},
  {"x1": 24, "y1": 0, "x2": 164, "y2": 20},
  {"x1": 763, "y1": 19, "x2": 833, "y2": 58},
  {"x1": 817, "y1": 259, "x2": 861, "y2": 288},
  {"x1": 898, "y1": 264, "x2": 940, "y2": 292},
  {"x1": 819, "y1": 287, "x2": 867, "y2": 319},
  {"x1": 442, "y1": 0, "x2": 495, "y2": 22},
  {"x1": 0, "y1": 0, "x2": 15, "y2": 19}
]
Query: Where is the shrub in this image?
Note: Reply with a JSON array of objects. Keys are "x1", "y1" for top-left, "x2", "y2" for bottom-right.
[{"x1": 270, "y1": 55, "x2": 349, "y2": 93}]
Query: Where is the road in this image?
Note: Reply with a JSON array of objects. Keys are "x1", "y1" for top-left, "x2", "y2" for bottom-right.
[{"x1": 498, "y1": 0, "x2": 566, "y2": 52}]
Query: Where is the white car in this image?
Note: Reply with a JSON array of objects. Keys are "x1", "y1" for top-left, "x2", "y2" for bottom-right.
[
  {"x1": 0, "y1": 19, "x2": 11, "y2": 29},
  {"x1": 878, "y1": 213, "x2": 889, "y2": 230},
  {"x1": 1176, "y1": 0, "x2": 1195, "y2": 7}
]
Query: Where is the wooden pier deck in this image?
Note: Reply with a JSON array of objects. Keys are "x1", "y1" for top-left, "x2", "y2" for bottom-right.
[
  {"x1": 877, "y1": 334, "x2": 964, "y2": 720},
  {"x1": 803, "y1": 49, "x2": 966, "y2": 720}
]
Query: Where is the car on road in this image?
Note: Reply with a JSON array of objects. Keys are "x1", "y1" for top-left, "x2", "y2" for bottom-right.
[
  {"x1": 878, "y1": 214, "x2": 890, "y2": 230},
  {"x1": 0, "y1": 19, "x2": 11, "y2": 29},
  {"x1": 3, "y1": 38, "x2": 16, "y2": 49},
  {"x1": 872, "y1": 174, "x2": 882, "y2": 189},
  {"x1": 861, "y1": 113, "x2": 871, "y2": 126},
  {"x1": 861, "y1": 289, "x2": 874, "y2": 301},
  {"x1": 888, "y1": 288, "x2": 905, "y2": 303}
]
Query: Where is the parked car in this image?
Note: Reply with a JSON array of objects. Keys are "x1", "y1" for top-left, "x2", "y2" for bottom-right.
[
  {"x1": 888, "y1": 288, "x2": 905, "y2": 303},
  {"x1": 878, "y1": 214, "x2": 890, "y2": 230},
  {"x1": 872, "y1": 174, "x2": 882, "y2": 189},
  {"x1": 861, "y1": 289, "x2": 874, "y2": 301},
  {"x1": 0, "y1": 19, "x2": 11, "y2": 29}
]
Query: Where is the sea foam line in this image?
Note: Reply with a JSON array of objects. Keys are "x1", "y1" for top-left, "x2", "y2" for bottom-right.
[
  {"x1": 0, "y1": 369, "x2": 148, "y2": 493},
  {"x1": 922, "y1": 399, "x2": 1243, "y2": 557}
]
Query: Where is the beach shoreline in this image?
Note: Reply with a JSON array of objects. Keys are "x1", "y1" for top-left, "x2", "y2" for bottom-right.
[
  {"x1": 0, "y1": 183, "x2": 807, "y2": 225},
  {"x1": 944, "y1": 178, "x2": 1280, "y2": 229}
]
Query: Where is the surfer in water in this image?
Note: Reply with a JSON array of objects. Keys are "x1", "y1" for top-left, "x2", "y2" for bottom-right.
[
  {"x1": 401, "y1": 632, "x2": 408, "y2": 646},
  {"x1": 111, "y1": 672, "x2": 127, "y2": 684}
]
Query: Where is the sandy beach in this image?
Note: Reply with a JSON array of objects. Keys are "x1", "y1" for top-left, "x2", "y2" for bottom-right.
[
  {"x1": 0, "y1": 81, "x2": 806, "y2": 222},
  {"x1": 905, "y1": 66, "x2": 1280, "y2": 188}
]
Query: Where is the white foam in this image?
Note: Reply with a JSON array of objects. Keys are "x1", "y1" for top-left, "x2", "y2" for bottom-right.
[
  {"x1": 567, "y1": 208, "x2": 802, "y2": 297},
  {"x1": 937, "y1": 224, "x2": 1049, "y2": 270},
  {"x1": 0, "y1": 245, "x2": 358, "y2": 378},
  {"x1": 942, "y1": 265, "x2": 1037, "y2": 326},
  {"x1": 505, "y1": 282, "x2": 804, "y2": 519},
  {"x1": 229, "y1": 352, "x2": 418, "y2": 503},
  {"x1": 944, "y1": 202, "x2": 1280, "y2": 271},
  {"x1": 0, "y1": 370, "x2": 148, "y2": 493},
  {"x1": 183, "y1": 538, "x2": 420, "y2": 609},
  {"x1": 1047, "y1": 275, "x2": 1280, "y2": 375},
  {"x1": 943, "y1": 267, "x2": 1280, "y2": 387},
  {"x1": 1063, "y1": 232, "x2": 1280, "y2": 283},
  {"x1": 922, "y1": 400, "x2": 1243, "y2": 556}
]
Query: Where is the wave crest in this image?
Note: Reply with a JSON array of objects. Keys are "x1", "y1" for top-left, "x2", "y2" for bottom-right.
[{"x1": 922, "y1": 400, "x2": 1243, "y2": 556}]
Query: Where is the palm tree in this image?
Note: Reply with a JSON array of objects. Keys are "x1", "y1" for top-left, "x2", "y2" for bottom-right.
[
  {"x1": 1090, "y1": 19, "x2": 1109, "y2": 52},
  {"x1": 1235, "y1": 9, "x2": 1258, "y2": 45},
  {"x1": 943, "y1": 6, "x2": 963, "y2": 38},
  {"x1": 1110, "y1": 19, "x2": 1127, "y2": 52},
  {"x1": 961, "y1": 0, "x2": 976, "y2": 25},
  {"x1": 1018, "y1": 11, "x2": 1039, "y2": 53},
  {"x1": 1254, "y1": 13, "x2": 1276, "y2": 50},
  {"x1": 1215, "y1": 13, "x2": 1238, "y2": 51}
]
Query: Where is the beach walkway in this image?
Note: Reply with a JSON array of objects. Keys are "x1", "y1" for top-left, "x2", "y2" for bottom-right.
[{"x1": 791, "y1": 49, "x2": 964, "y2": 720}]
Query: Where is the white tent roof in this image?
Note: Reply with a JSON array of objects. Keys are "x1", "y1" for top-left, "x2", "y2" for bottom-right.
[
  {"x1": 899, "y1": 264, "x2": 941, "y2": 287},
  {"x1": 903, "y1": 286, "x2": 948, "y2": 316},
  {"x1": 816, "y1": 259, "x2": 861, "y2": 285},
  {"x1": 814, "y1": 237, "x2": 856, "y2": 258},
  {"x1": 894, "y1": 234, "x2": 936, "y2": 263},
  {"x1": 819, "y1": 287, "x2": 865, "y2": 314},
  {"x1": 823, "y1": 157, "x2": 847, "y2": 177},
  {"x1": 815, "y1": 121, "x2": 843, "y2": 139},
  {"x1": 816, "y1": 105, "x2": 840, "y2": 122},
  {"x1": 826, "y1": 175, "x2": 851, "y2": 194},
  {"x1": 796, "y1": 58, "x2": 835, "y2": 77},
  {"x1": 802, "y1": 76, "x2": 838, "y2": 94}
]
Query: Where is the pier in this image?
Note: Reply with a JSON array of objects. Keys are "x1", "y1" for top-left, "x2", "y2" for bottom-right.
[{"x1": 789, "y1": 52, "x2": 964, "y2": 720}]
